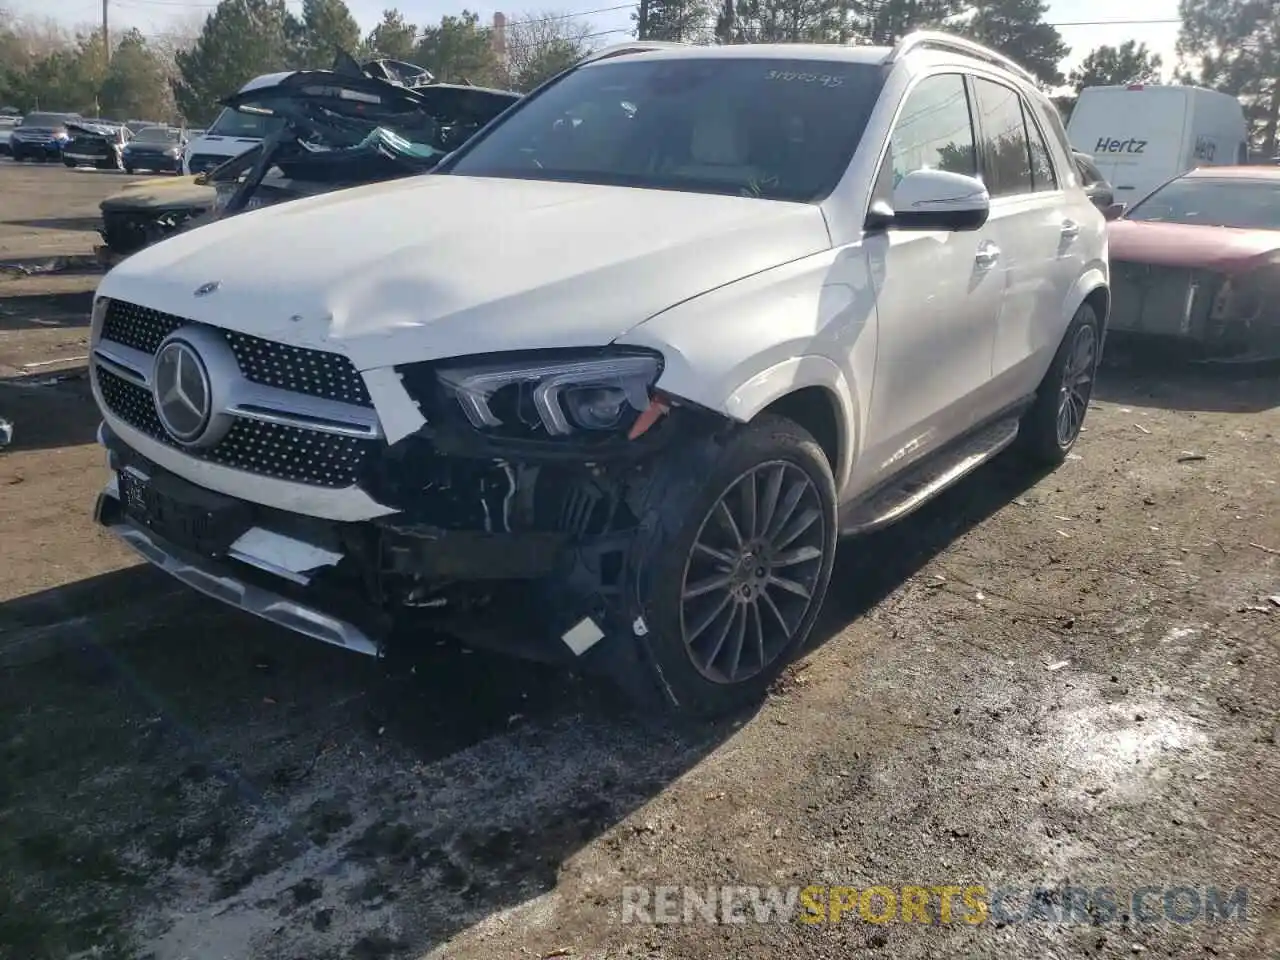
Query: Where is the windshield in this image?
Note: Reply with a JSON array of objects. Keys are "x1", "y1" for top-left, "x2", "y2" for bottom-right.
[
  {"x1": 24, "y1": 112, "x2": 75, "y2": 129},
  {"x1": 134, "y1": 126, "x2": 180, "y2": 143},
  {"x1": 445, "y1": 57, "x2": 883, "y2": 202},
  {"x1": 206, "y1": 107, "x2": 285, "y2": 138},
  {"x1": 1126, "y1": 177, "x2": 1280, "y2": 230}
]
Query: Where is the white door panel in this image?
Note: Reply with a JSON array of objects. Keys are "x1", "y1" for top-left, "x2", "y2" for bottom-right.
[{"x1": 854, "y1": 72, "x2": 1001, "y2": 492}]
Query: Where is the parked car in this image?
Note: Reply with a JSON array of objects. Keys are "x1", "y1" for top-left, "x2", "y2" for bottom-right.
[
  {"x1": 0, "y1": 115, "x2": 18, "y2": 156},
  {"x1": 122, "y1": 125, "x2": 186, "y2": 173},
  {"x1": 62, "y1": 120, "x2": 131, "y2": 170},
  {"x1": 1067, "y1": 84, "x2": 1248, "y2": 205},
  {"x1": 98, "y1": 56, "x2": 520, "y2": 256},
  {"x1": 9, "y1": 111, "x2": 80, "y2": 161},
  {"x1": 1107, "y1": 165, "x2": 1280, "y2": 360},
  {"x1": 1073, "y1": 149, "x2": 1124, "y2": 219},
  {"x1": 88, "y1": 33, "x2": 1108, "y2": 717}
]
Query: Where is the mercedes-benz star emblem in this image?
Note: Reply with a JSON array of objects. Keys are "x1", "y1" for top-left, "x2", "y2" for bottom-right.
[
  {"x1": 152, "y1": 340, "x2": 212, "y2": 443},
  {"x1": 193, "y1": 281, "x2": 221, "y2": 297}
]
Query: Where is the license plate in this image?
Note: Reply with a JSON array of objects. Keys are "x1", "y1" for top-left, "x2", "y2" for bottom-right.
[{"x1": 117, "y1": 466, "x2": 252, "y2": 556}]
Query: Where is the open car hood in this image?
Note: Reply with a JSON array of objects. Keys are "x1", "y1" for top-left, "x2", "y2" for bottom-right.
[
  {"x1": 218, "y1": 54, "x2": 520, "y2": 166},
  {"x1": 97, "y1": 54, "x2": 521, "y2": 257}
]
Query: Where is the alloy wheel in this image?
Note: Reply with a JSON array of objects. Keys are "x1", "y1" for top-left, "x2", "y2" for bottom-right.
[
  {"x1": 679, "y1": 461, "x2": 827, "y2": 685},
  {"x1": 1056, "y1": 322, "x2": 1097, "y2": 448}
]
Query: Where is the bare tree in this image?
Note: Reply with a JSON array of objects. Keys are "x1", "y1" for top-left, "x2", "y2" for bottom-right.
[{"x1": 504, "y1": 10, "x2": 595, "y2": 90}]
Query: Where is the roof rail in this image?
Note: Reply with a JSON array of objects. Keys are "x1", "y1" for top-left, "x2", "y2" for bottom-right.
[
  {"x1": 577, "y1": 41, "x2": 688, "y2": 65},
  {"x1": 884, "y1": 30, "x2": 1037, "y2": 85}
]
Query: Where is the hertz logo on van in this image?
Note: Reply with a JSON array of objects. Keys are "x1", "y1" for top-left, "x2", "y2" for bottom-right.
[{"x1": 1094, "y1": 137, "x2": 1147, "y2": 154}]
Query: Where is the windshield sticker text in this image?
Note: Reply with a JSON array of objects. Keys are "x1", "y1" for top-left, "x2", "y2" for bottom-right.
[{"x1": 764, "y1": 70, "x2": 844, "y2": 87}]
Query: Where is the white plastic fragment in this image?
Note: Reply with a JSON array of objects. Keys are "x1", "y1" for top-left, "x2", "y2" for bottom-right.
[{"x1": 562, "y1": 617, "x2": 605, "y2": 656}]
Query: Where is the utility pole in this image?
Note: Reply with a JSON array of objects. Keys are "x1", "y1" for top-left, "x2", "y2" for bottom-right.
[{"x1": 103, "y1": 0, "x2": 111, "y2": 63}]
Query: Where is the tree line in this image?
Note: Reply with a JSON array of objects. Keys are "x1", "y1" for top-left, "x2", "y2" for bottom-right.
[{"x1": 2, "y1": 0, "x2": 1278, "y2": 153}]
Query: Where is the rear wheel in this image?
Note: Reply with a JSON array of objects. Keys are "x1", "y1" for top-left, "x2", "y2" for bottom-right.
[
  {"x1": 1015, "y1": 301, "x2": 1101, "y2": 467},
  {"x1": 123, "y1": 164, "x2": 134, "y2": 175},
  {"x1": 630, "y1": 415, "x2": 838, "y2": 718}
]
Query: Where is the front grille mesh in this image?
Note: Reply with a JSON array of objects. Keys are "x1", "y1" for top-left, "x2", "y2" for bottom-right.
[
  {"x1": 97, "y1": 367, "x2": 374, "y2": 488},
  {"x1": 99, "y1": 300, "x2": 372, "y2": 407},
  {"x1": 101, "y1": 300, "x2": 182, "y2": 354}
]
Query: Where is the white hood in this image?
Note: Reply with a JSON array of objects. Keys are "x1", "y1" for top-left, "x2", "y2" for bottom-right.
[{"x1": 96, "y1": 174, "x2": 831, "y2": 370}]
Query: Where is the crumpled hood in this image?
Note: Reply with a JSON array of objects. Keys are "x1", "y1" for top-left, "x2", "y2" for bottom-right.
[
  {"x1": 1109, "y1": 219, "x2": 1280, "y2": 276},
  {"x1": 96, "y1": 174, "x2": 831, "y2": 370}
]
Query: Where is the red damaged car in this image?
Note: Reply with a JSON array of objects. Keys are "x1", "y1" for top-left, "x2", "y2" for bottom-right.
[{"x1": 1107, "y1": 166, "x2": 1280, "y2": 360}]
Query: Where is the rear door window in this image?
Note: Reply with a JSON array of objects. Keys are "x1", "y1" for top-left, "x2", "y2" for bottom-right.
[{"x1": 971, "y1": 77, "x2": 1033, "y2": 197}]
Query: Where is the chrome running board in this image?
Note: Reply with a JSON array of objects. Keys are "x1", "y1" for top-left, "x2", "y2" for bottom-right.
[{"x1": 841, "y1": 416, "x2": 1021, "y2": 536}]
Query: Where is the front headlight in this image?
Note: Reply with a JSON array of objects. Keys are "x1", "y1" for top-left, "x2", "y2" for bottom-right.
[{"x1": 408, "y1": 350, "x2": 663, "y2": 438}]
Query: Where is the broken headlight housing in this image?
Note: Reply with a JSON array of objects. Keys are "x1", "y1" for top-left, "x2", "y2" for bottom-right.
[{"x1": 407, "y1": 349, "x2": 663, "y2": 438}]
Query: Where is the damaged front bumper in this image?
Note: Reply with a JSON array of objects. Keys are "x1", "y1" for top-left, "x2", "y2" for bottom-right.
[
  {"x1": 92, "y1": 398, "x2": 717, "y2": 698},
  {"x1": 1109, "y1": 261, "x2": 1280, "y2": 360}
]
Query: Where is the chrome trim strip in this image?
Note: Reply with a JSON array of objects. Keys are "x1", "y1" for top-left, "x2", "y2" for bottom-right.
[
  {"x1": 94, "y1": 404, "x2": 396, "y2": 523},
  {"x1": 95, "y1": 335, "x2": 382, "y2": 440},
  {"x1": 94, "y1": 341, "x2": 152, "y2": 387},
  {"x1": 104, "y1": 508, "x2": 379, "y2": 657}
]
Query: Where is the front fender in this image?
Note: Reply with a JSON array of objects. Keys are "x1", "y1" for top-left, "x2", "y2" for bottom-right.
[{"x1": 723, "y1": 355, "x2": 859, "y2": 492}]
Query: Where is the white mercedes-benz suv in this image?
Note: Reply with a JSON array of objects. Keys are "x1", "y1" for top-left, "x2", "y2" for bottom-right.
[{"x1": 90, "y1": 33, "x2": 1108, "y2": 717}]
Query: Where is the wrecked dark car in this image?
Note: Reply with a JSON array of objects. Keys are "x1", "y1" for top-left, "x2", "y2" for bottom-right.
[
  {"x1": 1108, "y1": 165, "x2": 1280, "y2": 361},
  {"x1": 62, "y1": 119, "x2": 131, "y2": 170},
  {"x1": 95, "y1": 55, "x2": 521, "y2": 258}
]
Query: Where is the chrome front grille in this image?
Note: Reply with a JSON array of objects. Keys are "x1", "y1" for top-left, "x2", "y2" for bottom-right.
[
  {"x1": 101, "y1": 300, "x2": 182, "y2": 353},
  {"x1": 100, "y1": 300, "x2": 372, "y2": 407},
  {"x1": 97, "y1": 367, "x2": 375, "y2": 487},
  {"x1": 93, "y1": 298, "x2": 381, "y2": 489}
]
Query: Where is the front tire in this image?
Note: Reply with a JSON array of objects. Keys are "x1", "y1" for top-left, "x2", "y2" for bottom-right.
[
  {"x1": 630, "y1": 414, "x2": 838, "y2": 718},
  {"x1": 1015, "y1": 301, "x2": 1101, "y2": 467}
]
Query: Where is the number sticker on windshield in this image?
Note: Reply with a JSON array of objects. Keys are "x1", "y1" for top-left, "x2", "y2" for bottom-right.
[{"x1": 764, "y1": 70, "x2": 844, "y2": 87}]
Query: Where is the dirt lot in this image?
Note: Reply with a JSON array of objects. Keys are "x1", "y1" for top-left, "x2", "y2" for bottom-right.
[{"x1": 1, "y1": 160, "x2": 1278, "y2": 960}]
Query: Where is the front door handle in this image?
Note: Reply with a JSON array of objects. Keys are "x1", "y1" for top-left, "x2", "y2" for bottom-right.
[
  {"x1": 974, "y1": 242, "x2": 1000, "y2": 268},
  {"x1": 1061, "y1": 220, "x2": 1081, "y2": 240}
]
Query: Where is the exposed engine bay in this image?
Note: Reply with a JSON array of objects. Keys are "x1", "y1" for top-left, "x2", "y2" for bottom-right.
[{"x1": 97, "y1": 52, "x2": 520, "y2": 259}]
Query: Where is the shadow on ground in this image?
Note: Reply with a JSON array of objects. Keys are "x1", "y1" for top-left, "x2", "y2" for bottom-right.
[
  {"x1": 0, "y1": 289, "x2": 94, "y2": 332},
  {"x1": 1098, "y1": 335, "x2": 1280, "y2": 413},
  {"x1": 0, "y1": 372, "x2": 98, "y2": 452},
  {"x1": 0, "y1": 447, "x2": 1049, "y2": 958},
  {"x1": 4, "y1": 217, "x2": 103, "y2": 233}
]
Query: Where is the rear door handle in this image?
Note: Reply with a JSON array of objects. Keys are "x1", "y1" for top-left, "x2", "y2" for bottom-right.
[
  {"x1": 1061, "y1": 220, "x2": 1081, "y2": 240},
  {"x1": 974, "y1": 242, "x2": 1000, "y2": 268}
]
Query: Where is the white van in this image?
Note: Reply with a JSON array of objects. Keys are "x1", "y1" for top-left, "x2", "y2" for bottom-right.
[
  {"x1": 181, "y1": 73, "x2": 288, "y2": 175},
  {"x1": 1066, "y1": 84, "x2": 1248, "y2": 204}
]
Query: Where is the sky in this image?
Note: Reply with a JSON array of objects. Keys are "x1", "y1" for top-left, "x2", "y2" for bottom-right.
[{"x1": 8, "y1": 0, "x2": 1184, "y2": 75}]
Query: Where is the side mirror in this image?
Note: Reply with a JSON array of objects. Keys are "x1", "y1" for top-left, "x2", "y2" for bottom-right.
[
  {"x1": 867, "y1": 169, "x2": 991, "y2": 232},
  {"x1": 1103, "y1": 201, "x2": 1126, "y2": 221}
]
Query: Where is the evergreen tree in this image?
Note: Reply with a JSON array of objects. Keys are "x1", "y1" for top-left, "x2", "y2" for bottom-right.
[
  {"x1": 961, "y1": 0, "x2": 1068, "y2": 86},
  {"x1": 1069, "y1": 40, "x2": 1163, "y2": 93},
  {"x1": 174, "y1": 0, "x2": 296, "y2": 124}
]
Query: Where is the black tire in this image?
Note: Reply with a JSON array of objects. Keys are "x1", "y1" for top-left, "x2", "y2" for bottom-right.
[
  {"x1": 123, "y1": 165, "x2": 134, "y2": 175},
  {"x1": 1014, "y1": 301, "x2": 1102, "y2": 467},
  {"x1": 627, "y1": 414, "x2": 838, "y2": 718}
]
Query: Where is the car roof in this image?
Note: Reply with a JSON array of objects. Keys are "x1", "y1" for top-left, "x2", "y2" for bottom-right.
[{"x1": 1183, "y1": 166, "x2": 1280, "y2": 181}]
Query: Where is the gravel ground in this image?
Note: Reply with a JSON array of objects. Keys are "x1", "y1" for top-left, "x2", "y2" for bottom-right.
[{"x1": 1, "y1": 161, "x2": 1277, "y2": 960}]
